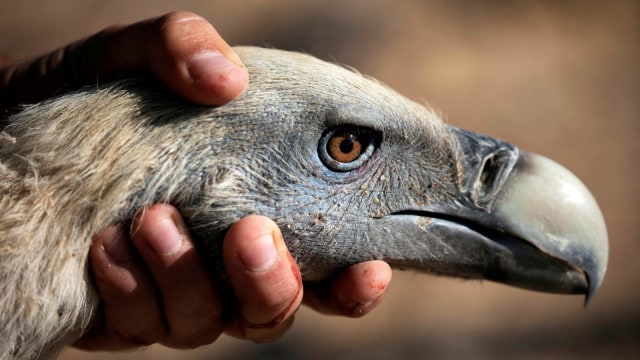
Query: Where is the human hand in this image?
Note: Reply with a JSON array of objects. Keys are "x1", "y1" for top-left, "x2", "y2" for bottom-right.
[
  {"x1": 78, "y1": 205, "x2": 392, "y2": 349},
  {"x1": 1, "y1": 11, "x2": 248, "y2": 118},
  {"x1": 1, "y1": 11, "x2": 392, "y2": 350}
]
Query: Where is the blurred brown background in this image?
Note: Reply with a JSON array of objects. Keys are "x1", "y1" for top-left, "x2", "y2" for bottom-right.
[{"x1": 1, "y1": 0, "x2": 638, "y2": 359}]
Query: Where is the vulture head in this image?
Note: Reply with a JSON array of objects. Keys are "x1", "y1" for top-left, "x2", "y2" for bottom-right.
[
  {"x1": 178, "y1": 47, "x2": 607, "y2": 301},
  {"x1": 0, "y1": 46, "x2": 608, "y2": 358}
]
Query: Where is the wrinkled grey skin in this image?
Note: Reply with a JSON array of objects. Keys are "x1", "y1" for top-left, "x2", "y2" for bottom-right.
[{"x1": 0, "y1": 47, "x2": 607, "y2": 359}]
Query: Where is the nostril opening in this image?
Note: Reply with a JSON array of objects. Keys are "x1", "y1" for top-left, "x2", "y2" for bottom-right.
[
  {"x1": 480, "y1": 154, "x2": 499, "y2": 190},
  {"x1": 473, "y1": 150, "x2": 514, "y2": 207}
]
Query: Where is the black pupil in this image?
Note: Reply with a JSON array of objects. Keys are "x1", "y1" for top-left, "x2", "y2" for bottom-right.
[{"x1": 340, "y1": 134, "x2": 356, "y2": 153}]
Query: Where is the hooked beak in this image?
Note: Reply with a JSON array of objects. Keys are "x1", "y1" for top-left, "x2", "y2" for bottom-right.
[
  {"x1": 489, "y1": 151, "x2": 608, "y2": 304},
  {"x1": 379, "y1": 128, "x2": 608, "y2": 304}
]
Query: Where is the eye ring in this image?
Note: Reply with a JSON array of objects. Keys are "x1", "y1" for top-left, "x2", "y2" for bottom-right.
[{"x1": 318, "y1": 127, "x2": 379, "y2": 172}]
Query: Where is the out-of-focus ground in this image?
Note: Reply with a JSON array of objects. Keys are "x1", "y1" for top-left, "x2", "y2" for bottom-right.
[{"x1": 1, "y1": 0, "x2": 638, "y2": 359}]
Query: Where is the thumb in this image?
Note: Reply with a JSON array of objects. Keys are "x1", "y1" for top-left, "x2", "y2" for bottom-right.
[{"x1": 144, "y1": 11, "x2": 249, "y2": 105}]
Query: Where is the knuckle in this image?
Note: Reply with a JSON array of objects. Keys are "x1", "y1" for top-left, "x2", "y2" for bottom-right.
[
  {"x1": 241, "y1": 281, "x2": 301, "y2": 325},
  {"x1": 163, "y1": 322, "x2": 223, "y2": 349},
  {"x1": 148, "y1": 11, "x2": 218, "y2": 62},
  {"x1": 162, "y1": 303, "x2": 224, "y2": 348},
  {"x1": 157, "y1": 11, "x2": 204, "y2": 26},
  {"x1": 154, "y1": 11, "x2": 211, "y2": 37},
  {"x1": 243, "y1": 316, "x2": 295, "y2": 343},
  {"x1": 113, "y1": 327, "x2": 164, "y2": 347}
]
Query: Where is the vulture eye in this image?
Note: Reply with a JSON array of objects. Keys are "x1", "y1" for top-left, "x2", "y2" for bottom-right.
[{"x1": 319, "y1": 127, "x2": 379, "y2": 171}]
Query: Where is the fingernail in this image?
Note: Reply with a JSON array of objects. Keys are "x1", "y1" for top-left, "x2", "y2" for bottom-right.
[
  {"x1": 347, "y1": 299, "x2": 381, "y2": 318},
  {"x1": 188, "y1": 51, "x2": 239, "y2": 81},
  {"x1": 341, "y1": 290, "x2": 387, "y2": 318},
  {"x1": 351, "y1": 302, "x2": 373, "y2": 317},
  {"x1": 144, "y1": 216, "x2": 182, "y2": 256},
  {"x1": 238, "y1": 233, "x2": 278, "y2": 272}
]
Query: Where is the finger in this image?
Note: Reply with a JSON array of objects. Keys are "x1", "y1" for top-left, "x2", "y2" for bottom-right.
[
  {"x1": 303, "y1": 260, "x2": 392, "y2": 317},
  {"x1": 75, "y1": 225, "x2": 165, "y2": 350},
  {"x1": 223, "y1": 215, "x2": 302, "y2": 343},
  {"x1": 146, "y1": 11, "x2": 249, "y2": 105},
  {"x1": 1, "y1": 11, "x2": 248, "y2": 115},
  {"x1": 130, "y1": 204, "x2": 224, "y2": 348}
]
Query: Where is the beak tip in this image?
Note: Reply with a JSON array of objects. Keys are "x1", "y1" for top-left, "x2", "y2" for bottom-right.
[
  {"x1": 498, "y1": 152, "x2": 609, "y2": 301},
  {"x1": 584, "y1": 262, "x2": 607, "y2": 307}
]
